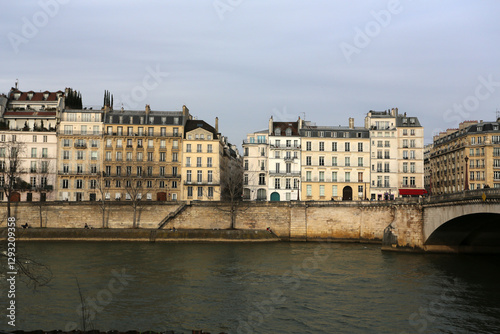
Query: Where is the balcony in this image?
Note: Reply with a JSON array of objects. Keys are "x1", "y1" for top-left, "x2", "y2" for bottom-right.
[
  {"x1": 270, "y1": 144, "x2": 301, "y2": 150},
  {"x1": 59, "y1": 131, "x2": 102, "y2": 136},
  {"x1": 400, "y1": 183, "x2": 417, "y2": 188},
  {"x1": 269, "y1": 170, "x2": 300, "y2": 176},
  {"x1": 74, "y1": 143, "x2": 87, "y2": 149}
]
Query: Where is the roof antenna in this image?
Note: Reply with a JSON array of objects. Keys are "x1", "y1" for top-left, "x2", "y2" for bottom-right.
[
  {"x1": 15, "y1": 79, "x2": 18, "y2": 90},
  {"x1": 302, "y1": 112, "x2": 306, "y2": 120}
]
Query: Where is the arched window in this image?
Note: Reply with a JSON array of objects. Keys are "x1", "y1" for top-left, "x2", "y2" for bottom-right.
[
  {"x1": 285, "y1": 128, "x2": 292, "y2": 136},
  {"x1": 275, "y1": 128, "x2": 281, "y2": 136}
]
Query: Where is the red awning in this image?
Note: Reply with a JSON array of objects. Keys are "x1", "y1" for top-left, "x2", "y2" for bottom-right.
[{"x1": 399, "y1": 189, "x2": 427, "y2": 196}]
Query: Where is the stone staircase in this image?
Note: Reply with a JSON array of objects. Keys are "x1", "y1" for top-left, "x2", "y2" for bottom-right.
[{"x1": 157, "y1": 203, "x2": 188, "y2": 229}]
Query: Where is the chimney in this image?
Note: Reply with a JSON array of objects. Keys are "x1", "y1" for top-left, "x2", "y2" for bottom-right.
[
  {"x1": 349, "y1": 117, "x2": 354, "y2": 129},
  {"x1": 269, "y1": 116, "x2": 273, "y2": 134},
  {"x1": 145, "y1": 104, "x2": 150, "y2": 116},
  {"x1": 215, "y1": 117, "x2": 219, "y2": 133}
]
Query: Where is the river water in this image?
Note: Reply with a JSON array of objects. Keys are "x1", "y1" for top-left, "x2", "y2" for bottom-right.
[{"x1": 2, "y1": 241, "x2": 500, "y2": 333}]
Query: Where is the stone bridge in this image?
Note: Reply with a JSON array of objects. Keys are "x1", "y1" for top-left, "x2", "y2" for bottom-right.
[{"x1": 383, "y1": 189, "x2": 500, "y2": 253}]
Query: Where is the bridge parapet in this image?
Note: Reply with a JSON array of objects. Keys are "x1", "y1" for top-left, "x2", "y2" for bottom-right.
[{"x1": 425, "y1": 188, "x2": 500, "y2": 204}]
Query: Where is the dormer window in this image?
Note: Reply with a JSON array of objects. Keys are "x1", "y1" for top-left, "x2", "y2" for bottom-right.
[
  {"x1": 43, "y1": 93, "x2": 49, "y2": 100},
  {"x1": 161, "y1": 117, "x2": 166, "y2": 124},
  {"x1": 477, "y1": 126, "x2": 482, "y2": 131},
  {"x1": 285, "y1": 128, "x2": 292, "y2": 136},
  {"x1": 28, "y1": 93, "x2": 34, "y2": 100},
  {"x1": 140, "y1": 117, "x2": 144, "y2": 124},
  {"x1": 14, "y1": 93, "x2": 20, "y2": 100},
  {"x1": 275, "y1": 128, "x2": 281, "y2": 136}
]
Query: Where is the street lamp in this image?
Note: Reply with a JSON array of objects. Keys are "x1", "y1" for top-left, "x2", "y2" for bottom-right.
[{"x1": 464, "y1": 156, "x2": 469, "y2": 191}]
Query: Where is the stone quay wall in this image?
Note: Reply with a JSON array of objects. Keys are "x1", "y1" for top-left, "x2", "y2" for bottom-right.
[{"x1": 0, "y1": 201, "x2": 424, "y2": 242}]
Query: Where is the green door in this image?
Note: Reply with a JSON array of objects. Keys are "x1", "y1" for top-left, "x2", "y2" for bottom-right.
[{"x1": 270, "y1": 192, "x2": 280, "y2": 201}]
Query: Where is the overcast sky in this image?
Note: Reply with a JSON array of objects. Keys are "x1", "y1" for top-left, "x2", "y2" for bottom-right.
[{"x1": 2, "y1": 1, "x2": 500, "y2": 147}]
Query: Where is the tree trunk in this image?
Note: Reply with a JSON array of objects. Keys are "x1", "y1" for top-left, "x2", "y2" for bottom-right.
[
  {"x1": 133, "y1": 204, "x2": 137, "y2": 228},
  {"x1": 39, "y1": 204, "x2": 43, "y2": 228}
]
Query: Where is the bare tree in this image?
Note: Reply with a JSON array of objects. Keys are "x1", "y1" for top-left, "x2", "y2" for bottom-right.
[
  {"x1": 0, "y1": 139, "x2": 27, "y2": 218},
  {"x1": 33, "y1": 159, "x2": 55, "y2": 227},
  {"x1": 93, "y1": 173, "x2": 110, "y2": 228},
  {"x1": 218, "y1": 155, "x2": 244, "y2": 229},
  {"x1": 123, "y1": 170, "x2": 153, "y2": 228}
]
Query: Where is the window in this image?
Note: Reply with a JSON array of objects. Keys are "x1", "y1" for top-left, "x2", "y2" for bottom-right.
[
  {"x1": 332, "y1": 185, "x2": 337, "y2": 197},
  {"x1": 41, "y1": 161, "x2": 48, "y2": 173},
  {"x1": 207, "y1": 144, "x2": 213, "y2": 153},
  {"x1": 410, "y1": 150, "x2": 415, "y2": 159},
  {"x1": 345, "y1": 143, "x2": 350, "y2": 152},
  {"x1": 76, "y1": 179, "x2": 83, "y2": 189},
  {"x1": 148, "y1": 139, "x2": 154, "y2": 148},
  {"x1": 332, "y1": 157, "x2": 337, "y2": 166},
  {"x1": 358, "y1": 157, "x2": 363, "y2": 167},
  {"x1": 186, "y1": 157, "x2": 191, "y2": 167},
  {"x1": 172, "y1": 181, "x2": 177, "y2": 189},
  {"x1": 319, "y1": 185, "x2": 325, "y2": 197},
  {"x1": 207, "y1": 157, "x2": 212, "y2": 167},
  {"x1": 410, "y1": 162, "x2": 415, "y2": 173},
  {"x1": 160, "y1": 152, "x2": 166, "y2": 162},
  {"x1": 345, "y1": 172, "x2": 350, "y2": 182},
  {"x1": 186, "y1": 144, "x2": 191, "y2": 152},
  {"x1": 64, "y1": 139, "x2": 70, "y2": 147},
  {"x1": 384, "y1": 176, "x2": 390, "y2": 188},
  {"x1": 136, "y1": 166, "x2": 142, "y2": 176},
  {"x1": 306, "y1": 171, "x2": 312, "y2": 181},
  {"x1": 197, "y1": 170, "x2": 203, "y2": 183},
  {"x1": 306, "y1": 185, "x2": 312, "y2": 196},
  {"x1": 137, "y1": 152, "x2": 143, "y2": 161},
  {"x1": 319, "y1": 156, "x2": 325, "y2": 166},
  {"x1": 345, "y1": 157, "x2": 350, "y2": 167},
  {"x1": 275, "y1": 178, "x2": 281, "y2": 190},
  {"x1": 147, "y1": 152, "x2": 154, "y2": 161},
  {"x1": 62, "y1": 179, "x2": 69, "y2": 189},
  {"x1": 319, "y1": 142, "x2": 324, "y2": 151},
  {"x1": 319, "y1": 171, "x2": 325, "y2": 182},
  {"x1": 197, "y1": 144, "x2": 202, "y2": 153},
  {"x1": 147, "y1": 166, "x2": 153, "y2": 176},
  {"x1": 332, "y1": 172, "x2": 337, "y2": 182},
  {"x1": 259, "y1": 173, "x2": 266, "y2": 185},
  {"x1": 116, "y1": 151, "x2": 122, "y2": 161},
  {"x1": 384, "y1": 162, "x2": 390, "y2": 172},
  {"x1": 410, "y1": 177, "x2": 416, "y2": 186},
  {"x1": 197, "y1": 157, "x2": 202, "y2": 167},
  {"x1": 186, "y1": 170, "x2": 192, "y2": 183},
  {"x1": 208, "y1": 171, "x2": 213, "y2": 183},
  {"x1": 358, "y1": 172, "x2": 363, "y2": 182},
  {"x1": 306, "y1": 142, "x2": 312, "y2": 151},
  {"x1": 160, "y1": 140, "x2": 166, "y2": 149},
  {"x1": 306, "y1": 156, "x2": 312, "y2": 166},
  {"x1": 31, "y1": 148, "x2": 37, "y2": 158},
  {"x1": 358, "y1": 143, "x2": 363, "y2": 152},
  {"x1": 63, "y1": 151, "x2": 70, "y2": 159},
  {"x1": 208, "y1": 187, "x2": 214, "y2": 198},
  {"x1": 172, "y1": 153, "x2": 178, "y2": 162}
]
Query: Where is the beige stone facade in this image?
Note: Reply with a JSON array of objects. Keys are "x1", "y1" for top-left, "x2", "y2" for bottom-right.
[
  {"x1": 0, "y1": 131, "x2": 58, "y2": 202},
  {"x1": 101, "y1": 106, "x2": 188, "y2": 202},
  {"x1": 57, "y1": 110, "x2": 104, "y2": 201},
  {"x1": 242, "y1": 130, "x2": 269, "y2": 201},
  {"x1": 300, "y1": 119, "x2": 371, "y2": 201},
  {"x1": 429, "y1": 118, "x2": 500, "y2": 194},
  {"x1": 181, "y1": 119, "x2": 223, "y2": 200}
]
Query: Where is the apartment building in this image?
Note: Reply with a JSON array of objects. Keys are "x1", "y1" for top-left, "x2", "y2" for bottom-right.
[
  {"x1": 267, "y1": 118, "x2": 302, "y2": 201},
  {"x1": 182, "y1": 118, "x2": 223, "y2": 200},
  {"x1": 429, "y1": 118, "x2": 500, "y2": 194},
  {"x1": 2, "y1": 86, "x2": 63, "y2": 130},
  {"x1": 0, "y1": 131, "x2": 57, "y2": 202},
  {"x1": 242, "y1": 130, "x2": 269, "y2": 200},
  {"x1": 365, "y1": 108, "x2": 425, "y2": 200},
  {"x1": 102, "y1": 105, "x2": 188, "y2": 202},
  {"x1": 57, "y1": 109, "x2": 104, "y2": 201},
  {"x1": 300, "y1": 118, "x2": 371, "y2": 201},
  {"x1": 424, "y1": 143, "x2": 432, "y2": 194}
]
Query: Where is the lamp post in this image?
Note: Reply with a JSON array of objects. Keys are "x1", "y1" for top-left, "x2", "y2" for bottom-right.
[{"x1": 464, "y1": 156, "x2": 469, "y2": 191}]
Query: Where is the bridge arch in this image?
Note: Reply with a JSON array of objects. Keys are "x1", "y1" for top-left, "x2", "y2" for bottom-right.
[{"x1": 423, "y1": 201, "x2": 500, "y2": 253}]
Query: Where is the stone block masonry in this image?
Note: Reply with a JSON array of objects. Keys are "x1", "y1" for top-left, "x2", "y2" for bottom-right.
[{"x1": 0, "y1": 201, "x2": 424, "y2": 243}]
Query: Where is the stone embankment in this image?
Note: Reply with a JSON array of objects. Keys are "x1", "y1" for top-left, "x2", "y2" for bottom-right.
[{"x1": 0, "y1": 200, "x2": 424, "y2": 242}]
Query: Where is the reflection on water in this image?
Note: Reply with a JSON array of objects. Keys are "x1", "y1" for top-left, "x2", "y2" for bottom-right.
[{"x1": 1, "y1": 242, "x2": 500, "y2": 333}]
